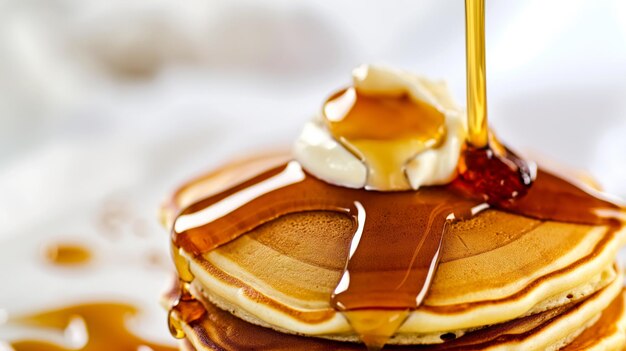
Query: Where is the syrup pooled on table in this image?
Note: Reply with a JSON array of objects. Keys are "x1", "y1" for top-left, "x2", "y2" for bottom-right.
[
  {"x1": 10, "y1": 303, "x2": 176, "y2": 351},
  {"x1": 42, "y1": 242, "x2": 92, "y2": 267}
]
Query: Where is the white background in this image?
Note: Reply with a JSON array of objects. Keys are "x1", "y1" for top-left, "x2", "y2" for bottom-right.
[{"x1": 1, "y1": 0, "x2": 625, "y2": 347}]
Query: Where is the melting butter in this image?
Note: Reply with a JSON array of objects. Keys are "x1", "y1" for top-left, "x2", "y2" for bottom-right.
[{"x1": 323, "y1": 87, "x2": 446, "y2": 190}]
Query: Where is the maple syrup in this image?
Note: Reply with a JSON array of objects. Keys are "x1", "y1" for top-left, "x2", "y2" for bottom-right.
[
  {"x1": 465, "y1": 0, "x2": 488, "y2": 149},
  {"x1": 323, "y1": 87, "x2": 446, "y2": 190},
  {"x1": 457, "y1": 0, "x2": 534, "y2": 204},
  {"x1": 167, "y1": 243, "x2": 206, "y2": 339},
  {"x1": 42, "y1": 243, "x2": 92, "y2": 267},
  {"x1": 9, "y1": 303, "x2": 176, "y2": 351}
]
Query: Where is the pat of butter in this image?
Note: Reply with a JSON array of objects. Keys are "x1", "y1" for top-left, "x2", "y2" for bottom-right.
[{"x1": 294, "y1": 65, "x2": 466, "y2": 191}]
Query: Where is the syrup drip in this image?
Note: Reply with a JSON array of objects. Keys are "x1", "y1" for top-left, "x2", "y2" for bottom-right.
[
  {"x1": 465, "y1": 0, "x2": 489, "y2": 148},
  {"x1": 163, "y1": 286, "x2": 626, "y2": 351},
  {"x1": 167, "y1": 243, "x2": 206, "y2": 339},
  {"x1": 454, "y1": 143, "x2": 622, "y2": 224},
  {"x1": 167, "y1": 281, "x2": 206, "y2": 339},
  {"x1": 9, "y1": 303, "x2": 176, "y2": 351},
  {"x1": 323, "y1": 87, "x2": 446, "y2": 190},
  {"x1": 42, "y1": 243, "x2": 92, "y2": 267},
  {"x1": 342, "y1": 310, "x2": 409, "y2": 351}
]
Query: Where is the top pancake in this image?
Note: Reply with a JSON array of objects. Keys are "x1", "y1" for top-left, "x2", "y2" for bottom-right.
[{"x1": 162, "y1": 153, "x2": 624, "y2": 342}]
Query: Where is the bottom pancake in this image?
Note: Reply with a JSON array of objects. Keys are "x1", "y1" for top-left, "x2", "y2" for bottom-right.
[{"x1": 176, "y1": 271, "x2": 625, "y2": 351}]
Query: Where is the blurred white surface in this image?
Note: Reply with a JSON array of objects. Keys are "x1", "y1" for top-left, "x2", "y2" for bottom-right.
[{"x1": 0, "y1": 0, "x2": 625, "y2": 345}]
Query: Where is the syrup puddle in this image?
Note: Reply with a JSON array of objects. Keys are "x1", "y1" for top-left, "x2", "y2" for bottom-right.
[
  {"x1": 42, "y1": 243, "x2": 92, "y2": 267},
  {"x1": 8, "y1": 303, "x2": 176, "y2": 351}
]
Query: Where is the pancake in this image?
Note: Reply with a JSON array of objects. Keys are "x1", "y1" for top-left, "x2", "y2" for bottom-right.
[
  {"x1": 161, "y1": 154, "x2": 626, "y2": 344},
  {"x1": 174, "y1": 272, "x2": 626, "y2": 351}
]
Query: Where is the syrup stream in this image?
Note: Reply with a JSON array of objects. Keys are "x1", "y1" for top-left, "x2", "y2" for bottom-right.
[{"x1": 465, "y1": 0, "x2": 488, "y2": 148}]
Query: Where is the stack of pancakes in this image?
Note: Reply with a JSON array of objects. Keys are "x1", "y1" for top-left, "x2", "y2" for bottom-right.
[{"x1": 161, "y1": 154, "x2": 626, "y2": 351}]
